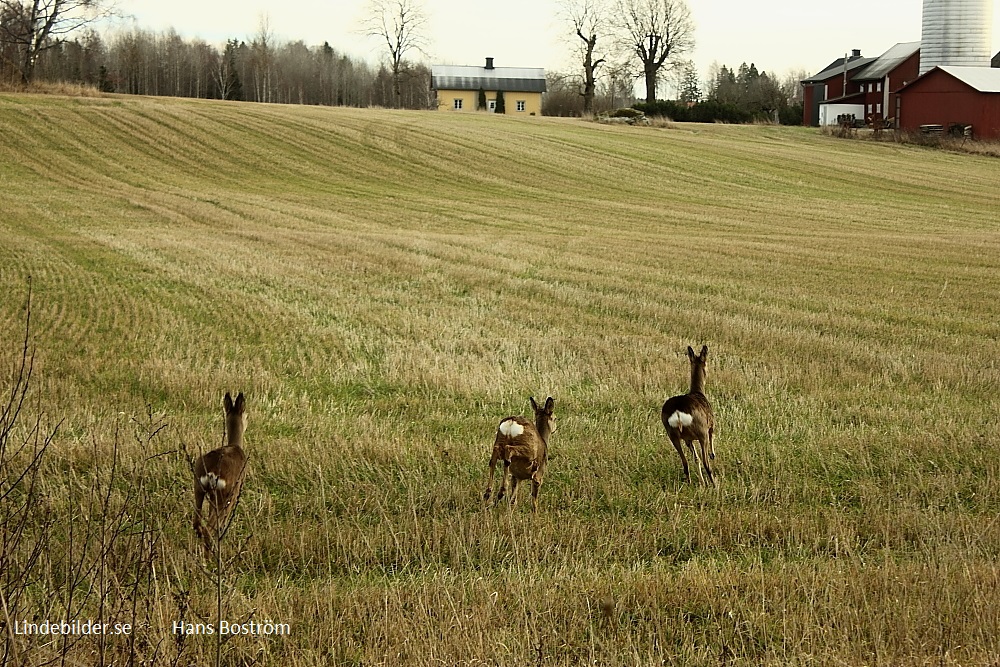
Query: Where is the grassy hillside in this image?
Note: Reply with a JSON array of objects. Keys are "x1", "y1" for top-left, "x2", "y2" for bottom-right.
[{"x1": 1, "y1": 93, "x2": 999, "y2": 665}]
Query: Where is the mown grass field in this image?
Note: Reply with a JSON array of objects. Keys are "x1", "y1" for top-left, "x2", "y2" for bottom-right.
[{"x1": 1, "y1": 93, "x2": 999, "y2": 666}]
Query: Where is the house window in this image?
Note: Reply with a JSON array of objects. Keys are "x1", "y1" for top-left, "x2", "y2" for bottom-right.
[
  {"x1": 876, "y1": 103, "x2": 881, "y2": 113},
  {"x1": 453, "y1": 99, "x2": 463, "y2": 110},
  {"x1": 516, "y1": 100, "x2": 526, "y2": 112},
  {"x1": 867, "y1": 104, "x2": 873, "y2": 113},
  {"x1": 876, "y1": 81, "x2": 882, "y2": 92}
]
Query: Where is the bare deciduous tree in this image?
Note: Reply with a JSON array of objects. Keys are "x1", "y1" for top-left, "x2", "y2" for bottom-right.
[
  {"x1": 614, "y1": 0, "x2": 694, "y2": 104},
  {"x1": 561, "y1": 0, "x2": 610, "y2": 115},
  {"x1": 250, "y1": 14, "x2": 273, "y2": 103},
  {"x1": 360, "y1": 0, "x2": 427, "y2": 108},
  {"x1": 0, "y1": 0, "x2": 113, "y2": 85}
]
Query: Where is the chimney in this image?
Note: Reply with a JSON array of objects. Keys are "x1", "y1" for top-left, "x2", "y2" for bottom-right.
[
  {"x1": 851, "y1": 49, "x2": 861, "y2": 58},
  {"x1": 485, "y1": 57, "x2": 494, "y2": 70}
]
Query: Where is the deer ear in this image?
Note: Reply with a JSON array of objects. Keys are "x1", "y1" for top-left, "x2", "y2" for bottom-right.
[
  {"x1": 234, "y1": 392, "x2": 245, "y2": 413},
  {"x1": 545, "y1": 397, "x2": 554, "y2": 412},
  {"x1": 700, "y1": 345, "x2": 709, "y2": 360},
  {"x1": 687, "y1": 346, "x2": 696, "y2": 360},
  {"x1": 529, "y1": 396, "x2": 539, "y2": 411},
  {"x1": 224, "y1": 392, "x2": 234, "y2": 412}
]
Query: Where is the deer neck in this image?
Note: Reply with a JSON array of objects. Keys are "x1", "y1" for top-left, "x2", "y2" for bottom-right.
[
  {"x1": 535, "y1": 416, "x2": 551, "y2": 444},
  {"x1": 689, "y1": 368, "x2": 706, "y2": 396},
  {"x1": 226, "y1": 421, "x2": 245, "y2": 449}
]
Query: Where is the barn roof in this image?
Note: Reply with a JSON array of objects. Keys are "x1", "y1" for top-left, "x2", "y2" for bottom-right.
[
  {"x1": 937, "y1": 66, "x2": 1000, "y2": 93},
  {"x1": 431, "y1": 64, "x2": 547, "y2": 93},
  {"x1": 853, "y1": 42, "x2": 920, "y2": 81},
  {"x1": 801, "y1": 55, "x2": 875, "y2": 84},
  {"x1": 899, "y1": 66, "x2": 1000, "y2": 93}
]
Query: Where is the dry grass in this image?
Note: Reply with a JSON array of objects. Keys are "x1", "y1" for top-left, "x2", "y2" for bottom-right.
[
  {"x1": 1, "y1": 93, "x2": 999, "y2": 665},
  {"x1": 0, "y1": 79, "x2": 104, "y2": 96},
  {"x1": 825, "y1": 123, "x2": 1000, "y2": 157}
]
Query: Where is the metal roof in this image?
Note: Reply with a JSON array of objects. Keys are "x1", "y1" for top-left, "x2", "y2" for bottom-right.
[
  {"x1": 801, "y1": 56, "x2": 876, "y2": 84},
  {"x1": 853, "y1": 42, "x2": 921, "y2": 80},
  {"x1": 431, "y1": 65, "x2": 547, "y2": 93},
  {"x1": 936, "y1": 65, "x2": 1000, "y2": 92}
]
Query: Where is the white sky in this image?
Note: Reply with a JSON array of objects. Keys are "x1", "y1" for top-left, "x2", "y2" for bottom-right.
[{"x1": 115, "y1": 0, "x2": 1000, "y2": 85}]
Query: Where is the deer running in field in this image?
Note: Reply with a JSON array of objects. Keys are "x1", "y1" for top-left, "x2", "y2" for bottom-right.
[
  {"x1": 193, "y1": 391, "x2": 248, "y2": 552},
  {"x1": 662, "y1": 346, "x2": 716, "y2": 486},
  {"x1": 484, "y1": 396, "x2": 555, "y2": 512}
]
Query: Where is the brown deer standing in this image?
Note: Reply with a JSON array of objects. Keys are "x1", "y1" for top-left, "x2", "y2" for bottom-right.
[
  {"x1": 193, "y1": 392, "x2": 248, "y2": 552},
  {"x1": 483, "y1": 396, "x2": 555, "y2": 512},
  {"x1": 662, "y1": 346, "x2": 716, "y2": 486}
]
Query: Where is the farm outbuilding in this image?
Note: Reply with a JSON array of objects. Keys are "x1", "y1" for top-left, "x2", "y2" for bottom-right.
[
  {"x1": 897, "y1": 65, "x2": 1000, "y2": 139},
  {"x1": 852, "y1": 42, "x2": 921, "y2": 125},
  {"x1": 801, "y1": 43, "x2": 921, "y2": 127},
  {"x1": 431, "y1": 58, "x2": 546, "y2": 115},
  {"x1": 801, "y1": 49, "x2": 874, "y2": 126}
]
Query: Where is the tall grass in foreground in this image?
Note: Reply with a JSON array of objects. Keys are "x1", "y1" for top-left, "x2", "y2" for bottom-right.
[{"x1": 0, "y1": 93, "x2": 998, "y2": 664}]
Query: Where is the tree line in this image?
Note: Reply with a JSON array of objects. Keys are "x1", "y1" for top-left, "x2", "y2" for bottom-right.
[
  {"x1": 2, "y1": 0, "x2": 804, "y2": 122},
  {"x1": 1, "y1": 25, "x2": 433, "y2": 108}
]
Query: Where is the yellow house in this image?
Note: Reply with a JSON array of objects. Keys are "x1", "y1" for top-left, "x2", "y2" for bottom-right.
[{"x1": 431, "y1": 58, "x2": 546, "y2": 115}]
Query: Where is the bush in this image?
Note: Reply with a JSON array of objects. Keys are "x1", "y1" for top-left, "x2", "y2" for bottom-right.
[
  {"x1": 780, "y1": 102, "x2": 804, "y2": 126},
  {"x1": 633, "y1": 100, "x2": 753, "y2": 124}
]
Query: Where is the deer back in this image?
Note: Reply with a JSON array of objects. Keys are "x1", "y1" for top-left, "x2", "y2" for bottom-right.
[
  {"x1": 195, "y1": 445, "x2": 247, "y2": 499},
  {"x1": 662, "y1": 392, "x2": 714, "y2": 435},
  {"x1": 494, "y1": 416, "x2": 543, "y2": 475}
]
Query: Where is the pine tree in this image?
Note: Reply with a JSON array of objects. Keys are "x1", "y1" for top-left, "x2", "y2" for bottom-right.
[
  {"x1": 495, "y1": 89, "x2": 506, "y2": 114},
  {"x1": 478, "y1": 87, "x2": 487, "y2": 110},
  {"x1": 679, "y1": 63, "x2": 701, "y2": 103}
]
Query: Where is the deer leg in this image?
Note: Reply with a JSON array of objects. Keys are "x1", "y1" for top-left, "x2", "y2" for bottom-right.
[
  {"x1": 699, "y1": 439, "x2": 717, "y2": 488},
  {"x1": 668, "y1": 431, "x2": 690, "y2": 483},
  {"x1": 193, "y1": 484, "x2": 207, "y2": 538},
  {"x1": 687, "y1": 439, "x2": 706, "y2": 485},
  {"x1": 495, "y1": 461, "x2": 509, "y2": 506},
  {"x1": 708, "y1": 426, "x2": 716, "y2": 460},
  {"x1": 509, "y1": 477, "x2": 520, "y2": 508},
  {"x1": 484, "y1": 454, "x2": 498, "y2": 503},
  {"x1": 531, "y1": 478, "x2": 541, "y2": 513},
  {"x1": 201, "y1": 497, "x2": 219, "y2": 554}
]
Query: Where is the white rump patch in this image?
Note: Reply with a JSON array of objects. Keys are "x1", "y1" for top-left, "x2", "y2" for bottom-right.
[
  {"x1": 499, "y1": 420, "x2": 524, "y2": 438},
  {"x1": 200, "y1": 473, "x2": 226, "y2": 491},
  {"x1": 667, "y1": 411, "x2": 693, "y2": 429}
]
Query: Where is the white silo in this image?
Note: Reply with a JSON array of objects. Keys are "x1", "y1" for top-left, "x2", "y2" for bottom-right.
[{"x1": 919, "y1": 0, "x2": 994, "y2": 74}]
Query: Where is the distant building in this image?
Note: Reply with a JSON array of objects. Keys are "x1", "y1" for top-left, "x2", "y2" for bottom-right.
[
  {"x1": 897, "y1": 66, "x2": 1000, "y2": 139},
  {"x1": 852, "y1": 42, "x2": 921, "y2": 125},
  {"x1": 801, "y1": 44, "x2": 924, "y2": 126},
  {"x1": 431, "y1": 58, "x2": 546, "y2": 115},
  {"x1": 800, "y1": 49, "x2": 875, "y2": 126}
]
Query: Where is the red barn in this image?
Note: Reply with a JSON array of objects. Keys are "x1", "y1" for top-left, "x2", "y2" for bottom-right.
[
  {"x1": 801, "y1": 49, "x2": 873, "y2": 126},
  {"x1": 851, "y1": 42, "x2": 921, "y2": 125},
  {"x1": 897, "y1": 66, "x2": 1000, "y2": 139}
]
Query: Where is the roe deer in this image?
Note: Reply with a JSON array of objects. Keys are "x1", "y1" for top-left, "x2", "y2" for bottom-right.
[
  {"x1": 193, "y1": 391, "x2": 248, "y2": 552},
  {"x1": 662, "y1": 346, "x2": 716, "y2": 486},
  {"x1": 483, "y1": 396, "x2": 555, "y2": 513}
]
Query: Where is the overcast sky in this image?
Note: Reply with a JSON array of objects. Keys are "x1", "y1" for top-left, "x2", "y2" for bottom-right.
[{"x1": 116, "y1": 0, "x2": 1000, "y2": 83}]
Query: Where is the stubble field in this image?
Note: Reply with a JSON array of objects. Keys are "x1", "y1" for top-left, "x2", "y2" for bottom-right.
[{"x1": 1, "y1": 93, "x2": 999, "y2": 665}]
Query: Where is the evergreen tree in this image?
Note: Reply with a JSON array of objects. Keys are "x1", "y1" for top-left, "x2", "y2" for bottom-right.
[
  {"x1": 223, "y1": 39, "x2": 244, "y2": 101},
  {"x1": 495, "y1": 89, "x2": 506, "y2": 114},
  {"x1": 98, "y1": 65, "x2": 115, "y2": 92},
  {"x1": 678, "y1": 62, "x2": 701, "y2": 103},
  {"x1": 478, "y1": 87, "x2": 487, "y2": 110}
]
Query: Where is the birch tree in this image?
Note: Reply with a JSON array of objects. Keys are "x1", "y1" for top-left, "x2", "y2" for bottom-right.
[{"x1": 0, "y1": 0, "x2": 113, "y2": 84}]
